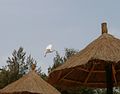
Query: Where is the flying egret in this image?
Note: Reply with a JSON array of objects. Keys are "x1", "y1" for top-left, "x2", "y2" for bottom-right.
[{"x1": 44, "y1": 44, "x2": 55, "y2": 57}]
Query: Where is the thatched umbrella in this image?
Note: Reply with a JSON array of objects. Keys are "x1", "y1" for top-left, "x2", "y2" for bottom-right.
[
  {"x1": 0, "y1": 64, "x2": 61, "y2": 94},
  {"x1": 48, "y1": 23, "x2": 120, "y2": 94}
]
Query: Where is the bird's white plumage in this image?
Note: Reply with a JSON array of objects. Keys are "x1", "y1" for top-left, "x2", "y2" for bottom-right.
[
  {"x1": 44, "y1": 44, "x2": 55, "y2": 57},
  {"x1": 46, "y1": 44, "x2": 52, "y2": 51}
]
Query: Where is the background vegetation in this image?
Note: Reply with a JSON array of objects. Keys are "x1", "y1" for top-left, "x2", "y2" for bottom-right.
[{"x1": 0, "y1": 47, "x2": 120, "y2": 94}]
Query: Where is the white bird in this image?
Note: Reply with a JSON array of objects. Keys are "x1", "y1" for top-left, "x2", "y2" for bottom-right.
[{"x1": 44, "y1": 44, "x2": 55, "y2": 57}]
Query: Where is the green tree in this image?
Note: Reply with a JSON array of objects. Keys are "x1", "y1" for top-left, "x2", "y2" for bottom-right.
[
  {"x1": 79, "y1": 87, "x2": 95, "y2": 94},
  {"x1": 26, "y1": 55, "x2": 47, "y2": 80},
  {"x1": 26, "y1": 55, "x2": 37, "y2": 72},
  {"x1": 48, "y1": 51, "x2": 64, "y2": 73},
  {"x1": 6, "y1": 47, "x2": 26, "y2": 84},
  {"x1": 48, "y1": 48, "x2": 78, "y2": 73},
  {"x1": 0, "y1": 67, "x2": 9, "y2": 89},
  {"x1": 63, "y1": 48, "x2": 78, "y2": 62},
  {"x1": 0, "y1": 47, "x2": 47, "y2": 89}
]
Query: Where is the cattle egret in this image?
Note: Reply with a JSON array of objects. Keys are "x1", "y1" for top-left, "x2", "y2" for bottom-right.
[{"x1": 44, "y1": 44, "x2": 55, "y2": 57}]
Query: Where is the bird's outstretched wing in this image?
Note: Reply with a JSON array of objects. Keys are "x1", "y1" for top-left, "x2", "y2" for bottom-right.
[
  {"x1": 46, "y1": 44, "x2": 52, "y2": 50},
  {"x1": 44, "y1": 44, "x2": 53, "y2": 57}
]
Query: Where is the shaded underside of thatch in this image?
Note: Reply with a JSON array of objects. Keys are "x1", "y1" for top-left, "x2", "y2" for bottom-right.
[
  {"x1": 0, "y1": 70, "x2": 60, "y2": 94},
  {"x1": 49, "y1": 60, "x2": 120, "y2": 89},
  {"x1": 48, "y1": 33, "x2": 120, "y2": 89}
]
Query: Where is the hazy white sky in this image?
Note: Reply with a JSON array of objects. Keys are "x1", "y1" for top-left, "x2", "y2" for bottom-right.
[{"x1": 0, "y1": 0, "x2": 120, "y2": 74}]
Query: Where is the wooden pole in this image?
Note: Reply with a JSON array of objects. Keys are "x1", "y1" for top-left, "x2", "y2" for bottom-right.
[
  {"x1": 101, "y1": 22, "x2": 108, "y2": 34},
  {"x1": 105, "y1": 63, "x2": 113, "y2": 94}
]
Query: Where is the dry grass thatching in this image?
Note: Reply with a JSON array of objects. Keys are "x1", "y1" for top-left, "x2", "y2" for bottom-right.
[
  {"x1": 0, "y1": 70, "x2": 61, "y2": 94},
  {"x1": 48, "y1": 23, "x2": 120, "y2": 89},
  {"x1": 55, "y1": 32, "x2": 120, "y2": 70}
]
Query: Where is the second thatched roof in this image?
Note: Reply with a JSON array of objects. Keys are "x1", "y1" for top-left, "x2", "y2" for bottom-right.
[{"x1": 0, "y1": 68, "x2": 60, "y2": 94}]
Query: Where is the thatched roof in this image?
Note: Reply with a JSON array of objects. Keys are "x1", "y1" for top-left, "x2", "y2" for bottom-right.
[
  {"x1": 48, "y1": 23, "x2": 120, "y2": 88},
  {"x1": 54, "y1": 23, "x2": 120, "y2": 70},
  {"x1": 0, "y1": 69, "x2": 61, "y2": 94}
]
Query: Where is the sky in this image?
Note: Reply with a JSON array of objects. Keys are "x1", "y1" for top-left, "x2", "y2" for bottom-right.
[{"x1": 0, "y1": 0, "x2": 120, "y2": 74}]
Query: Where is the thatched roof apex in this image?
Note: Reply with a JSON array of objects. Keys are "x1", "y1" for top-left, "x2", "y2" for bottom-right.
[
  {"x1": 0, "y1": 70, "x2": 60, "y2": 94},
  {"x1": 54, "y1": 23, "x2": 120, "y2": 71}
]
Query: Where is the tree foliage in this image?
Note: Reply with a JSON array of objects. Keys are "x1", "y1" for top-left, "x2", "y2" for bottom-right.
[
  {"x1": 48, "y1": 48, "x2": 78, "y2": 73},
  {"x1": 0, "y1": 47, "x2": 46, "y2": 89},
  {"x1": 7, "y1": 47, "x2": 26, "y2": 82},
  {"x1": 48, "y1": 51, "x2": 64, "y2": 73}
]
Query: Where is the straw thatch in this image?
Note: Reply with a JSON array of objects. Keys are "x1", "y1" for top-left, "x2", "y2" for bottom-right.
[
  {"x1": 0, "y1": 70, "x2": 61, "y2": 94},
  {"x1": 48, "y1": 23, "x2": 120, "y2": 89}
]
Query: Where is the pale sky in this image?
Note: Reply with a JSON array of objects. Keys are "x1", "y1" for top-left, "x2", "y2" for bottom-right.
[{"x1": 0, "y1": 0, "x2": 120, "y2": 74}]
